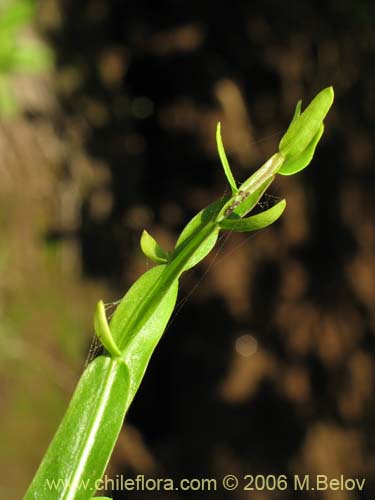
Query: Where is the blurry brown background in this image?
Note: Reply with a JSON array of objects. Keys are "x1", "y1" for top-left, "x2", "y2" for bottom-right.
[{"x1": 0, "y1": 0, "x2": 373, "y2": 499}]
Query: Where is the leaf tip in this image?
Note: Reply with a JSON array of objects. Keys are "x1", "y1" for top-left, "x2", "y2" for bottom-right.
[
  {"x1": 215, "y1": 122, "x2": 238, "y2": 195},
  {"x1": 327, "y1": 85, "x2": 334, "y2": 100},
  {"x1": 94, "y1": 300, "x2": 122, "y2": 357},
  {"x1": 140, "y1": 229, "x2": 169, "y2": 264}
]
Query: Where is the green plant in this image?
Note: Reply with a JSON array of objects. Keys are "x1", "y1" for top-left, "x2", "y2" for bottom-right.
[
  {"x1": 0, "y1": 0, "x2": 52, "y2": 116},
  {"x1": 24, "y1": 87, "x2": 334, "y2": 500}
]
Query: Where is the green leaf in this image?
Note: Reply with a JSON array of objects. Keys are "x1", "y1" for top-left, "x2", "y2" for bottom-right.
[
  {"x1": 278, "y1": 124, "x2": 324, "y2": 175},
  {"x1": 219, "y1": 199, "x2": 286, "y2": 232},
  {"x1": 279, "y1": 87, "x2": 334, "y2": 159},
  {"x1": 172, "y1": 197, "x2": 227, "y2": 271},
  {"x1": 93, "y1": 300, "x2": 122, "y2": 357},
  {"x1": 109, "y1": 265, "x2": 178, "y2": 402},
  {"x1": 24, "y1": 357, "x2": 130, "y2": 500},
  {"x1": 140, "y1": 230, "x2": 169, "y2": 264},
  {"x1": 216, "y1": 122, "x2": 238, "y2": 194}
]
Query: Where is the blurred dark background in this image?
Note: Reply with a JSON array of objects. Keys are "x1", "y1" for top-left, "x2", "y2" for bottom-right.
[{"x1": 0, "y1": 0, "x2": 373, "y2": 498}]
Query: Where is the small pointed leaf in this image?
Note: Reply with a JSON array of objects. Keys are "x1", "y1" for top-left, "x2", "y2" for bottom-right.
[
  {"x1": 279, "y1": 87, "x2": 333, "y2": 159},
  {"x1": 219, "y1": 199, "x2": 286, "y2": 232},
  {"x1": 291, "y1": 100, "x2": 302, "y2": 123},
  {"x1": 94, "y1": 301, "x2": 122, "y2": 357},
  {"x1": 140, "y1": 230, "x2": 169, "y2": 264},
  {"x1": 278, "y1": 124, "x2": 324, "y2": 175},
  {"x1": 216, "y1": 122, "x2": 238, "y2": 194}
]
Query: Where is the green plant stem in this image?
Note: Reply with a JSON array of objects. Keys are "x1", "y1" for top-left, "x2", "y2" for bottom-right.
[{"x1": 117, "y1": 152, "x2": 284, "y2": 354}]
